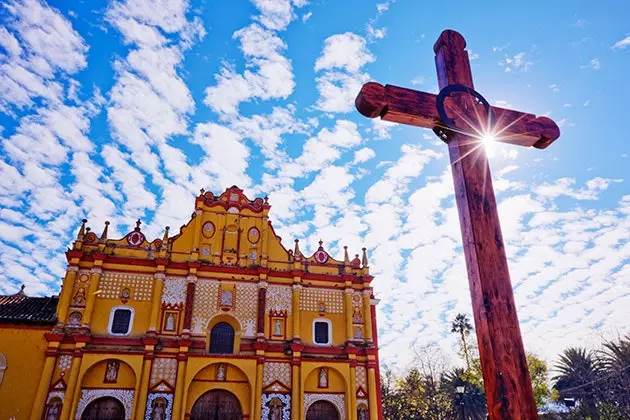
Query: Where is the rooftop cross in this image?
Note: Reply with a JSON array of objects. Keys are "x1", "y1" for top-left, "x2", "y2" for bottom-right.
[{"x1": 355, "y1": 30, "x2": 560, "y2": 419}]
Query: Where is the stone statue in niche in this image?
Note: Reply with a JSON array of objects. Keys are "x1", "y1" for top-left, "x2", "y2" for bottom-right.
[
  {"x1": 120, "y1": 287, "x2": 131, "y2": 303},
  {"x1": 164, "y1": 313, "x2": 176, "y2": 331},
  {"x1": 318, "y1": 367, "x2": 328, "y2": 388},
  {"x1": 353, "y1": 307, "x2": 363, "y2": 323},
  {"x1": 150, "y1": 397, "x2": 166, "y2": 420},
  {"x1": 104, "y1": 360, "x2": 120, "y2": 383},
  {"x1": 72, "y1": 288, "x2": 86, "y2": 306},
  {"x1": 273, "y1": 319, "x2": 282, "y2": 336},
  {"x1": 216, "y1": 363, "x2": 226, "y2": 381},
  {"x1": 318, "y1": 301, "x2": 326, "y2": 313},
  {"x1": 358, "y1": 407, "x2": 368, "y2": 420},
  {"x1": 269, "y1": 398, "x2": 283, "y2": 420},
  {"x1": 220, "y1": 289, "x2": 233, "y2": 307},
  {"x1": 354, "y1": 326, "x2": 363, "y2": 339},
  {"x1": 45, "y1": 399, "x2": 61, "y2": 420},
  {"x1": 68, "y1": 311, "x2": 82, "y2": 326}
]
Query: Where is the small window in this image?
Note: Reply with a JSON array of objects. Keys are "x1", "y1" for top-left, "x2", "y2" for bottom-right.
[
  {"x1": 209, "y1": 322, "x2": 235, "y2": 354},
  {"x1": 108, "y1": 307, "x2": 133, "y2": 336},
  {"x1": 313, "y1": 320, "x2": 331, "y2": 345}
]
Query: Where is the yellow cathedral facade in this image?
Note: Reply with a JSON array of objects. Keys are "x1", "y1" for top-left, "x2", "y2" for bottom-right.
[{"x1": 0, "y1": 186, "x2": 383, "y2": 420}]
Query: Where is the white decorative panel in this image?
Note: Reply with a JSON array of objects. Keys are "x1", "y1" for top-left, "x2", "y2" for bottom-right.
[
  {"x1": 150, "y1": 358, "x2": 177, "y2": 387},
  {"x1": 355, "y1": 366, "x2": 367, "y2": 390},
  {"x1": 304, "y1": 393, "x2": 345, "y2": 420},
  {"x1": 266, "y1": 286, "x2": 292, "y2": 313},
  {"x1": 263, "y1": 362, "x2": 291, "y2": 387},
  {"x1": 162, "y1": 278, "x2": 187, "y2": 305},
  {"x1": 76, "y1": 389, "x2": 134, "y2": 420},
  {"x1": 98, "y1": 272, "x2": 153, "y2": 301},
  {"x1": 300, "y1": 288, "x2": 344, "y2": 313},
  {"x1": 191, "y1": 280, "x2": 258, "y2": 336}
]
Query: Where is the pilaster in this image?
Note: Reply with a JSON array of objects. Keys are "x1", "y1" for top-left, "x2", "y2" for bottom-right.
[
  {"x1": 63, "y1": 341, "x2": 87, "y2": 420},
  {"x1": 367, "y1": 362, "x2": 378, "y2": 420},
  {"x1": 344, "y1": 287, "x2": 354, "y2": 341},
  {"x1": 148, "y1": 272, "x2": 165, "y2": 332},
  {"x1": 28, "y1": 342, "x2": 59, "y2": 420},
  {"x1": 56, "y1": 266, "x2": 79, "y2": 326},
  {"x1": 81, "y1": 264, "x2": 103, "y2": 328},
  {"x1": 362, "y1": 290, "x2": 373, "y2": 343},
  {"x1": 291, "y1": 283, "x2": 301, "y2": 341}
]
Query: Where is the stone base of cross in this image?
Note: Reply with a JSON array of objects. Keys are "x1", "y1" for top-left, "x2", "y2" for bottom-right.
[{"x1": 355, "y1": 30, "x2": 560, "y2": 419}]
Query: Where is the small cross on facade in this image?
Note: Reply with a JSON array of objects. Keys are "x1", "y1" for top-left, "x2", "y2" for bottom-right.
[{"x1": 355, "y1": 30, "x2": 561, "y2": 419}]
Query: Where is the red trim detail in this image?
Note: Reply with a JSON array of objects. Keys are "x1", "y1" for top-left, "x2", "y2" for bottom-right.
[
  {"x1": 257, "y1": 287, "x2": 266, "y2": 335},
  {"x1": 183, "y1": 282, "x2": 195, "y2": 330}
]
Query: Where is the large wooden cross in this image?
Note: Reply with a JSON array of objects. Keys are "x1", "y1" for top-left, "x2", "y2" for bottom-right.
[{"x1": 356, "y1": 30, "x2": 560, "y2": 419}]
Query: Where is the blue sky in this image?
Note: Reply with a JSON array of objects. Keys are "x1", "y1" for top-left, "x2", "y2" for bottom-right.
[{"x1": 0, "y1": 0, "x2": 628, "y2": 370}]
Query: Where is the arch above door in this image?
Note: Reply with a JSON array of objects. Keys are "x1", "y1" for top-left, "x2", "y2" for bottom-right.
[
  {"x1": 304, "y1": 394, "x2": 345, "y2": 420},
  {"x1": 306, "y1": 400, "x2": 341, "y2": 420},
  {"x1": 80, "y1": 396, "x2": 125, "y2": 420}
]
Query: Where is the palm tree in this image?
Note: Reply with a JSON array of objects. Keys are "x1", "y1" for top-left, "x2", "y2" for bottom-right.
[
  {"x1": 553, "y1": 347, "x2": 602, "y2": 419},
  {"x1": 451, "y1": 313, "x2": 473, "y2": 370},
  {"x1": 441, "y1": 368, "x2": 486, "y2": 420},
  {"x1": 598, "y1": 336, "x2": 630, "y2": 416}
]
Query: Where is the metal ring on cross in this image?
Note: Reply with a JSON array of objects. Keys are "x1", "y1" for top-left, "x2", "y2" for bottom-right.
[{"x1": 434, "y1": 84, "x2": 495, "y2": 142}]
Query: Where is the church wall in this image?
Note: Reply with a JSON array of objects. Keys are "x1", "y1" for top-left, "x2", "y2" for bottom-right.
[
  {"x1": 5, "y1": 186, "x2": 382, "y2": 420},
  {"x1": 80, "y1": 359, "x2": 137, "y2": 388},
  {"x1": 0, "y1": 326, "x2": 49, "y2": 420},
  {"x1": 89, "y1": 297, "x2": 153, "y2": 336}
]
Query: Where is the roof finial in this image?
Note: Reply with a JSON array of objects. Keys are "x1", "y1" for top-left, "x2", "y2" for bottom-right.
[
  {"x1": 343, "y1": 246, "x2": 350, "y2": 264},
  {"x1": 135, "y1": 219, "x2": 142, "y2": 231},
  {"x1": 294, "y1": 239, "x2": 301, "y2": 256},
  {"x1": 100, "y1": 221, "x2": 110, "y2": 240},
  {"x1": 318, "y1": 239, "x2": 324, "y2": 250},
  {"x1": 200, "y1": 188, "x2": 205, "y2": 195},
  {"x1": 77, "y1": 219, "x2": 87, "y2": 239},
  {"x1": 161, "y1": 226, "x2": 170, "y2": 248},
  {"x1": 362, "y1": 247, "x2": 369, "y2": 267}
]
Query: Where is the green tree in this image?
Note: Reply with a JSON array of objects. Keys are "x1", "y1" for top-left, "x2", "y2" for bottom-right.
[
  {"x1": 527, "y1": 353, "x2": 551, "y2": 408},
  {"x1": 451, "y1": 313, "x2": 474, "y2": 370},
  {"x1": 441, "y1": 368, "x2": 487, "y2": 420},
  {"x1": 553, "y1": 347, "x2": 602, "y2": 419},
  {"x1": 598, "y1": 335, "x2": 630, "y2": 417}
]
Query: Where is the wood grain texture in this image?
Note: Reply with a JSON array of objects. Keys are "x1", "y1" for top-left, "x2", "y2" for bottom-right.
[
  {"x1": 355, "y1": 83, "x2": 559, "y2": 148},
  {"x1": 435, "y1": 29, "x2": 538, "y2": 420},
  {"x1": 354, "y1": 28, "x2": 553, "y2": 419}
]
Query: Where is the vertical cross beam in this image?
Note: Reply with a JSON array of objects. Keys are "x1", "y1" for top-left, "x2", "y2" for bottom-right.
[{"x1": 434, "y1": 31, "x2": 538, "y2": 419}]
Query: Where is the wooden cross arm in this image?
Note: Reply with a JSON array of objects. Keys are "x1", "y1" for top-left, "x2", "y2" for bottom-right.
[{"x1": 355, "y1": 82, "x2": 560, "y2": 149}]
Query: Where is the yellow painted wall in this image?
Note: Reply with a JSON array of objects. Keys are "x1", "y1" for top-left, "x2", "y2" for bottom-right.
[
  {"x1": 300, "y1": 313, "x2": 346, "y2": 346},
  {"x1": 90, "y1": 299, "x2": 153, "y2": 336},
  {"x1": 81, "y1": 359, "x2": 136, "y2": 388},
  {"x1": 0, "y1": 326, "x2": 48, "y2": 420},
  {"x1": 303, "y1": 364, "x2": 347, "y2": 393}
]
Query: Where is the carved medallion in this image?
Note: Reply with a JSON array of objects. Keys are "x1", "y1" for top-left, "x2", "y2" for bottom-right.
[{"x1": 202, "y1": 222, "x2": 215, "y2": 239}]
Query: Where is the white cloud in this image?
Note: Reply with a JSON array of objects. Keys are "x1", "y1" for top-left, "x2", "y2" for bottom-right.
[
  {"x1": 499, "y1": 52, "x2": 533, "y2": 72},
  {"x1": 204, "y1": 24, "x2": 294, "y2": 115},
  {"x1": 581, "y1": 57, "x2": 600, "y2": 70},
  {"x1": 353, "y1": 147, "x2": 376, "y2": 164},
  {"x1": 612, "y1": 35, "x2": 630, "y2": 50},
  {"x1": 314, "y1": 33, "x2": 374, "y2": 113},
  {"x1": 315, "y1": 32, "x2": 375, "y2": 73}
]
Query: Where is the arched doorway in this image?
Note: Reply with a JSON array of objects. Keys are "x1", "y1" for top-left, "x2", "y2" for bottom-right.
[
  {"x1": 306, "y1": 400, "x2": 340, "y2": 420},
  {"x1": 190, "y1": 389, "x2": 242, "y2": 420},
  {"x1": 81, "y1": 397, "x2": 125, "y2": 420}
]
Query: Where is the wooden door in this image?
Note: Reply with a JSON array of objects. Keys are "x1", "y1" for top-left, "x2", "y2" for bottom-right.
[
  {"x1": 81, "y1": 397, "x2": 125, "y2": 420},
  {"x1": 190, "y1": 389, "x2": 242, "y2": 420},
  {"x1": 306, "y1": 400, "x2": 340, "y2": 420}
]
